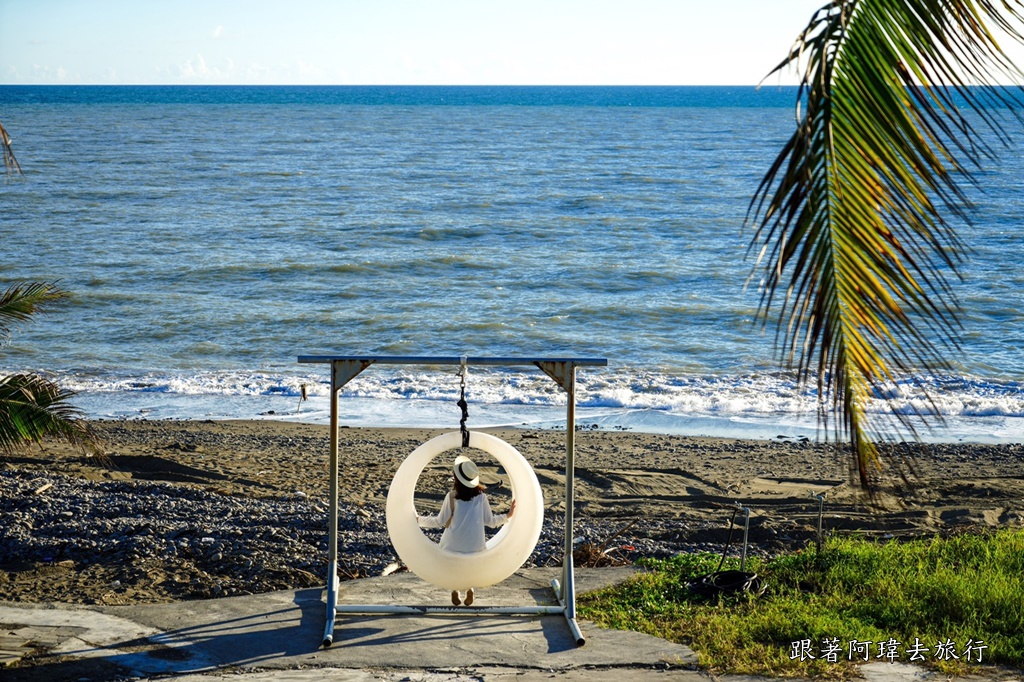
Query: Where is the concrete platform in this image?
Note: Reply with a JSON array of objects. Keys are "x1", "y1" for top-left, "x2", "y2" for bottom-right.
[
  {"x1": 1, "y1": 567, "x2": 1017, "y2": 681},
  {"x1": 0, "y1": 567, "x2": 699, "y2": 680}
]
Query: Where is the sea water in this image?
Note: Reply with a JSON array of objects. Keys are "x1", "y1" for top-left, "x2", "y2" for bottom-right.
[{"x1": 2, "y1": 86, "x2": 1024, "y2": 442}]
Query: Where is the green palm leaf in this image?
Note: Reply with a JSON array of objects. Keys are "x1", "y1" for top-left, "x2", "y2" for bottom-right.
[
  {"x1": 1, "y1": 120, "x2": 22, "y2": 176},
  {"x1": 0, "y1": 281, "x2": 67, "y2": 343},
  {"x1": 748, "y1": 0, "x2": 1024, "y2": 487},
  {"x1": 0, "y1": 372, "x2": 99, "y2": 456},
  {"x1": 0, "y1": 282, "x2": 100, "y2": 457}
]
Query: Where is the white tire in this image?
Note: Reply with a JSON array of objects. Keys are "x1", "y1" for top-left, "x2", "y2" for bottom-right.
[{"x1": 385, "y1": 431, "x2": 544, "y2": 591}]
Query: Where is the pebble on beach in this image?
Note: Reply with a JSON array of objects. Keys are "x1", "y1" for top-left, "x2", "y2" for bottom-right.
[{"x1": 2, "y1": 420, "x2": 1020, "y2": 605}]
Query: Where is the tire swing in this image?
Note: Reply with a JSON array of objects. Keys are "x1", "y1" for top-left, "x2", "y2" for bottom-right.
[{"x1": 385, "y1": 367, "x2": 544, "y2": 591}]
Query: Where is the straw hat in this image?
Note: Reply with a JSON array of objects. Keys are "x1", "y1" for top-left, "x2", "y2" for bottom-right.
[{"x1": 453, "y1": 454, "x2": 480, "y2": 488}]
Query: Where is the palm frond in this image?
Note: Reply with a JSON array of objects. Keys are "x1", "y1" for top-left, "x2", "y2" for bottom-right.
[
  {"x1": 1, "y1": 120, "x2": 22, "y2": 176},
  {"x1": 0, "y1": 282, "x2": 68, "y2": 344},
  {"x1": 0, "y1": 373, "x2": 100, "y2": 456},
  {"x1": 748, "y1": 0, "x2": 1024, "y2": 487}
]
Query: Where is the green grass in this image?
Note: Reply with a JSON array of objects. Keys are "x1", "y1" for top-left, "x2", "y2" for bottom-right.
[{"x1": 578, "y1": 529, "x2": 1024, "y2": 678}]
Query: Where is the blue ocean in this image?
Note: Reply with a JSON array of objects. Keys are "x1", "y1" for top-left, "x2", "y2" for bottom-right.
[{"x1": 3, "y1": 85, "x2": 1023, "y2": 442}]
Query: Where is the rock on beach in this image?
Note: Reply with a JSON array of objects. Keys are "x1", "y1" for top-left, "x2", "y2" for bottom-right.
[{"x1": 1, "y1": 419, "x2": 1021, "y2": 604}]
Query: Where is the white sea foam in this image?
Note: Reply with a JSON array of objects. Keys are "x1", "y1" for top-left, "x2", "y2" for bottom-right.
[{"x1": 47, "y1": 366, "x2": 1024, "y2": 443}]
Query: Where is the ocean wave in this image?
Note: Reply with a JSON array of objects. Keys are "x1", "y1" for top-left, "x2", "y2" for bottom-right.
[{"x1": 44, "y1": 366, "x2": 1024, "y2": 421}]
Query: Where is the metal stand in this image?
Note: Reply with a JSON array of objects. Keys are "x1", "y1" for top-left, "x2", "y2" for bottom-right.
[
  {"x1": 810, "y1": 492, "x2": 826, "y2": 552},
  {"x1": 296, "y1": 355, "x2": 607, "y2": 648}
]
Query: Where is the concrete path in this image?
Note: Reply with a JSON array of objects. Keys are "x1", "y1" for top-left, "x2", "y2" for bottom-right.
[
  {"x1": 0, "y1": 567, "x2": 1017, "y2": 681},
  {"x1": 0, "y1": 567, "x2": 697, "y2": 679}
]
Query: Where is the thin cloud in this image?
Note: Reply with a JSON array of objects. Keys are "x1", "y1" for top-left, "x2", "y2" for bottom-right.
[{"x1": 177, "y1": 53, "x2": 234, "y2": 82}]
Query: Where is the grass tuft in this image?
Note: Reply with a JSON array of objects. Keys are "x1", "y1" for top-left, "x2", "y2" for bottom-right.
[{"x1": 578, "y1": 529, "x2": 1024, "y2": 677}]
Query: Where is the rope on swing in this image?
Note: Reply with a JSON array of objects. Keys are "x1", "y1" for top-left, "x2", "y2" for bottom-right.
[{"x1": 457, "y1": 358, "x2": 470, "y2": 448}]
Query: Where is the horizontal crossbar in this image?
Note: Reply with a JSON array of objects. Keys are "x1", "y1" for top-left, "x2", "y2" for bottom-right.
[
  {"x1": 297, "y1": 355, "x2": 607, "y2": 366},
  {"x1": 334, "y1": 604, "x2": 564, "y2": 615}
]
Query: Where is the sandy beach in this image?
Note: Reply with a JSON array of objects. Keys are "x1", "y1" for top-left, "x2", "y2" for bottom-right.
[{"x1": 2, "y1": 419, "x2": 1022, "y2": 606}]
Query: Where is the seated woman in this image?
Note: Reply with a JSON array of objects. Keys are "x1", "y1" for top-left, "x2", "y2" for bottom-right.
[{"x1": 417, "y1": 455, "x2": 516, "y2": 606}]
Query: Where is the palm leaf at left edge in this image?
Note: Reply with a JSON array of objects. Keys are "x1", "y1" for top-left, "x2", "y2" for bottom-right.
[{"x1": 0, "y1": 373, "x2": 100, "y2": 456}]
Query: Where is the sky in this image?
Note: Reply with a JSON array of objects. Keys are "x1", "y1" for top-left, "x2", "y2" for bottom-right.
[{"x1": 0, "y1": 0, "x2": 830, "y2": 86}]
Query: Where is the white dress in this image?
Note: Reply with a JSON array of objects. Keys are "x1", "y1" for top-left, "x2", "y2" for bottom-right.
[{"x1": 418, "y1": 491, "x2": 508, "y2": 554}]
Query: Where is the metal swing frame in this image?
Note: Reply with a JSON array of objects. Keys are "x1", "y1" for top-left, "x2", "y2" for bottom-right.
[{"x1": 297, "y1": 355, "x2": 607, "y2": 648}]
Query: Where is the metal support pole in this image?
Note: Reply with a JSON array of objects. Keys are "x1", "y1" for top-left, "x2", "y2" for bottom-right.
[
  {"x1": 562, "y1": 365, "x2": 584, "y2": 645},
  {"x1": 738, "y1": 504, "x2": 751, "y2": 573},
  {"x1": 323, "y1": 367, "x2": 340, "y2": 647},
  {"x1": 536, "y1": 360, "x2": 585, "y2": 646},
  {"x1": 321, "y1": 358, "x2": 374, "y2": 648},
  {"x1": 811, "y1": 492, "x2": 826, "y2": 552}
]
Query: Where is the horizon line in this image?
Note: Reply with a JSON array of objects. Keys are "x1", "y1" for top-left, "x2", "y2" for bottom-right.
[{"x1": 0, "y1": 83, "x2": 782, "y2": 88}]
